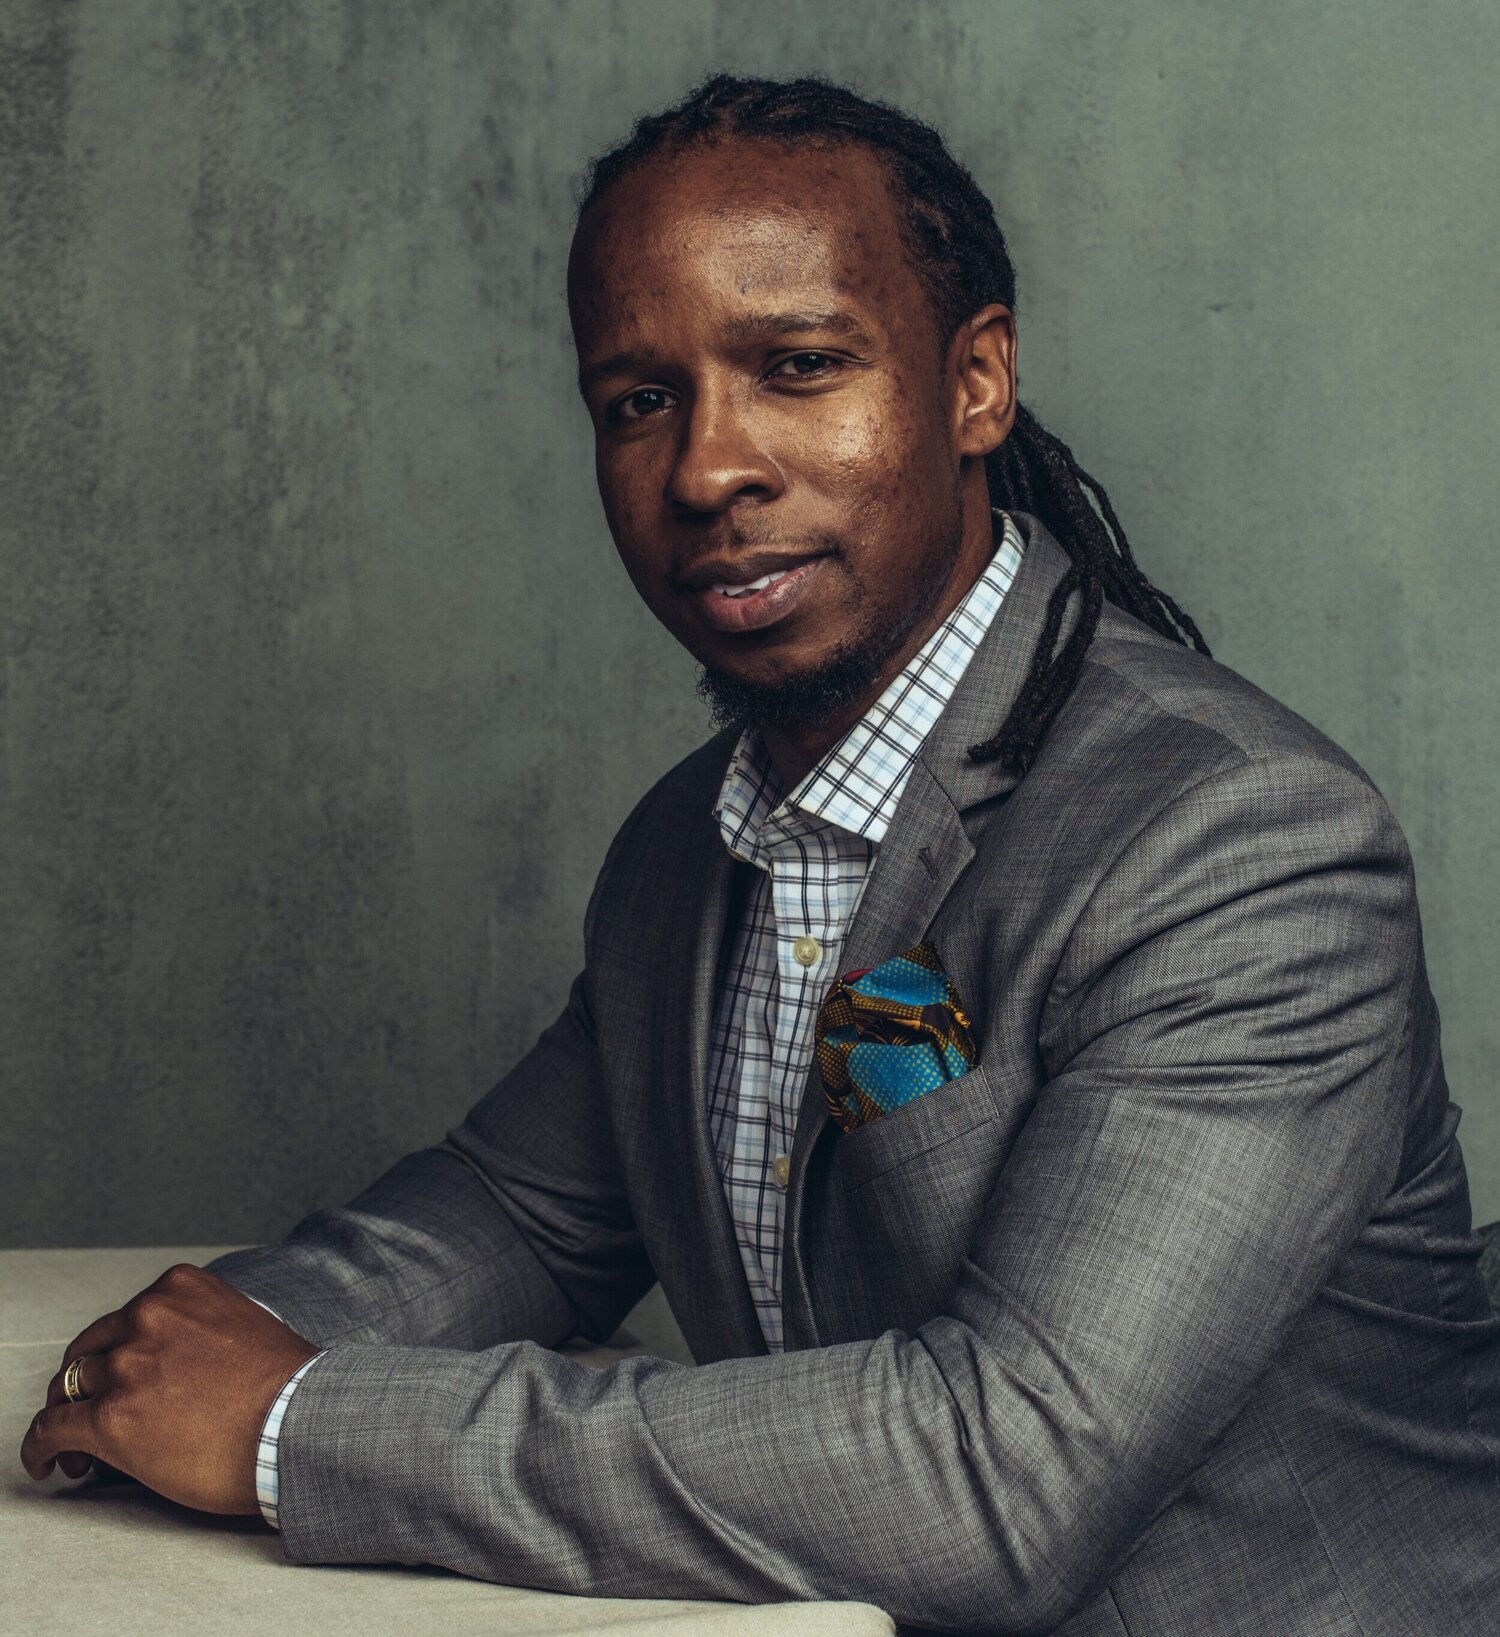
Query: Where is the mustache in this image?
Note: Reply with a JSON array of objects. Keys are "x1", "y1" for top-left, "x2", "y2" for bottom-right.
[{"x1": 685, "y1": 525, "x2": 847, "y2": 556}]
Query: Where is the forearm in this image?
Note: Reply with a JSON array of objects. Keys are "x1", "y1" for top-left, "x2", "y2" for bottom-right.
[{"x1": 268, "y1": 1324, "x2": 1092, "y2": 1634}]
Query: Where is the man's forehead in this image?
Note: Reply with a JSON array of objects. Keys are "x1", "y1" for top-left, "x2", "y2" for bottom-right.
[{"x1": 568, "y1": 139, "x2": 912, "y2": 310}]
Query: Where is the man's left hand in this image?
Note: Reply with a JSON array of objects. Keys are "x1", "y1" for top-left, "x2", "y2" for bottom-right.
[{"x1": 20, "y1": 1263, "x2": 320, "y2": 1515}]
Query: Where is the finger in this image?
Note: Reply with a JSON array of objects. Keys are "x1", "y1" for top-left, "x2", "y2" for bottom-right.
[
  {"x1": 46, "y1": 1349, "x2": 109, "y2": 1409},
  {"x1": 40, "y1": 1351, "x2": 109, "y2": 1477},
  {"x1": 21, "y1": 1402, "x2": 100, "y2": 1481}
]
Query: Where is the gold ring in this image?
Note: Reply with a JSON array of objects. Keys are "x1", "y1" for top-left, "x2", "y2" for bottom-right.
[{"x1": 62, "y1": 1356, "x2": 89, "y2": 1404}]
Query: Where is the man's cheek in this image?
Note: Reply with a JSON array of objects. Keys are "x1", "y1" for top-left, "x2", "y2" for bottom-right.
[{"x1": 798, "y1": 397, "x2": 895, "y2": 483}]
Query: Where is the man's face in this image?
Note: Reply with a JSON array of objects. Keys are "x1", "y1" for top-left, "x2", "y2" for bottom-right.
[{"x1": 568, "y1": 138, "x2": 985, "y2": 735}]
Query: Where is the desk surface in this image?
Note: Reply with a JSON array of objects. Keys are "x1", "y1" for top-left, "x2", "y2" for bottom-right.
[{"x1": 2, "y1": 1248, "x2": 893, "y2": 1636}]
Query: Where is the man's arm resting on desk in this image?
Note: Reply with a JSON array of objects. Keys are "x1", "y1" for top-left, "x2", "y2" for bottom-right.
[{"x1": 260, "y1": 755, "x2": 1415, "y2": 1634}]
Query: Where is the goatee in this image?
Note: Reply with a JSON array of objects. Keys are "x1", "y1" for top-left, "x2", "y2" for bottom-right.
[{"x1": 694, "y1": 565, "x2": 952, "y2": 736}]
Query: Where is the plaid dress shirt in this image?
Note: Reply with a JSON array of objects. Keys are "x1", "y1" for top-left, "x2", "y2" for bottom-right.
[
  {"x1": 707, "y1": 511, "x2": 1024, "y2": 1350},
  {"x1": 253, "y1": 511, "x2": 1024, "y2": 1520}
]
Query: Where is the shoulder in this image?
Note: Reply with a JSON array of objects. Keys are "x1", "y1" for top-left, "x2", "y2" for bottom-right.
[
  {"x1": 1003, "y1": 598, "x2": 1414, "y2": 893},
  {"x1": 1016, "y1": 608, "x2": 1424, "y2": 1029},
  {"x1": 1046, "y1": 597, "x2": 1393, "y2": 811},
  {"x1": 1077, "y1": 599, "x2": 1375, "y2": 781}
]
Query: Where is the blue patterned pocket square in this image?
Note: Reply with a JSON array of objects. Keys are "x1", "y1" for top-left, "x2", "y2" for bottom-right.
[{"x1": 814, "y1": 940, "x2": 977, "y2": 1135}]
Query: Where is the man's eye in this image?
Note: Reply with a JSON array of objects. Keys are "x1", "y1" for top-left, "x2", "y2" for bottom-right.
[
  {"x1": 613, "y1": 388, "x2": 674, "y2": 422},
  {"x1": 772, "y1": 352, "x2": 837, "y2": 378}
]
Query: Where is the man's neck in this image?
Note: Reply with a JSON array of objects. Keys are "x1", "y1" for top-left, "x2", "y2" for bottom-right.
[
  {"x1": 758, "y1": 711, "x2": 864, "y2": 795},
  {"x1": 757, "y1": 506, "x2": 1000, "y2": 791}
]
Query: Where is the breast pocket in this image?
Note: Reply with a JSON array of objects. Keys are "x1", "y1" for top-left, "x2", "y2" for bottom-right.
[
  {"x1": 837, "y1": 1060, "x2": 1003, "y2": 1193},
  {"x1": 830, "y1": 1062, "x2": 1007, "y2": 1333}
]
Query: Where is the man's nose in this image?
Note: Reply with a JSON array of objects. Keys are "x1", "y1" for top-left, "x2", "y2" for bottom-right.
[{"x1": 665, "y1": 388, "x2": 784, "y2": 514}]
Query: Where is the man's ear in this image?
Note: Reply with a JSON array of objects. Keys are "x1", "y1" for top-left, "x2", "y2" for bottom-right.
[{"x1": 951, "y1": 304, "x2": 1017, "y2": 459}]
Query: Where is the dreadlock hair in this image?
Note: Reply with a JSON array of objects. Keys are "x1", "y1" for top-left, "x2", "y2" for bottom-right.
[{"x1": 576, "y1": 72, "x2": 1211, "y2": 776}]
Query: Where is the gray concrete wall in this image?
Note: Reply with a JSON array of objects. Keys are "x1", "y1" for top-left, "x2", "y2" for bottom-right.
[{"x1": 3, "y1": 0, "x2": 1497, "y2": 1246}]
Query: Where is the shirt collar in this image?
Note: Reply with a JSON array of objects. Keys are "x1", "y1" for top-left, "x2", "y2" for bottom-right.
[{"x1": 713, "y1": 510, "x2": 1025, "y2": 863}]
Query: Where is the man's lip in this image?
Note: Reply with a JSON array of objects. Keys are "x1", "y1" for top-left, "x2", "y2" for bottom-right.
[
  {"x1": 677, "y1": 549, "x2": 830, "y2": 591},
  {"x1": 692, "y1": 555, "x2": 829, "y2": 634}
]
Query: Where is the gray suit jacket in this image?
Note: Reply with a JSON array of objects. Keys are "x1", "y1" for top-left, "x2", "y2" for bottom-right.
[{"x1": 208, "y1": 513, "x2": 1500, "y2": 1635}]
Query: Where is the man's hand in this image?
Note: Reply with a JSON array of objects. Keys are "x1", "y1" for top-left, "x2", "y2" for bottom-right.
[{"x1": 19, "y1": 1263, "x2": 320, "y2": 1515}]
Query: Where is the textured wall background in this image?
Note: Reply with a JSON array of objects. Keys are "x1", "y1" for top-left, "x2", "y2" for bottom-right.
[{"x1": 3, "y1": 0, "x2": 1498, "y2": 1246}]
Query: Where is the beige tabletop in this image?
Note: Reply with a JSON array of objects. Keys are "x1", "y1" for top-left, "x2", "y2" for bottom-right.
[{"x1": 1, "y1": 1247, "x2": 893, "y2": 1637}]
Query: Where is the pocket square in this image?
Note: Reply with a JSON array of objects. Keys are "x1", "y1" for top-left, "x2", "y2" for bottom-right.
[{"x1": 815, "y1": 940, "x2": 977, "y2": 1135}]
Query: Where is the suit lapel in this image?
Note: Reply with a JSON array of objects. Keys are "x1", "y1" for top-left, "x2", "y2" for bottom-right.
[{"x1": 778, "y1": 514, "x2": 1082, "y2": 1345}]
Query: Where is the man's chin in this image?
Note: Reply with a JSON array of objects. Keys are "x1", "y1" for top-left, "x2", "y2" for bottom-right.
[{"x1": 695, "y1": 639, "x2": 894, "y2": 737}]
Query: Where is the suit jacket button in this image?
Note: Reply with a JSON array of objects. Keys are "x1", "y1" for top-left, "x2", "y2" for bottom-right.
[{"x1": 773, "y1": 1154, "x2": 791, "y2": 1188}]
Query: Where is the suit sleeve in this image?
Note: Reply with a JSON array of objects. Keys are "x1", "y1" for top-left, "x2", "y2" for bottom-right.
[
  {"x1": 264, "y1": 753, "x2": 1416, "y2": 1634},
  {"x1": 205, "y1": 801, "x2": 657, "y2": 1354}
]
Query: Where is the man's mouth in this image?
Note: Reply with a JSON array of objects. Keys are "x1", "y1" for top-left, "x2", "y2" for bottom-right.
[
  {"x1": 694, "y1": 557, "x2": 829, "y2": 633},
  {"x1": 711, "y1": 566, "x2": 798, "y2": 598}
]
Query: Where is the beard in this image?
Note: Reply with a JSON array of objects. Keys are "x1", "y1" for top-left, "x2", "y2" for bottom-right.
[{"x1": 693, "y1": 527, "x2": 966, "y2": 736}]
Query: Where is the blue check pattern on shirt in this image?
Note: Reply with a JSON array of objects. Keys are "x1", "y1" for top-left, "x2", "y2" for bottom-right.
[
  {"x1": 707, "y1": 512, "x2": 1023, "y2": 1350},
  {"x1": 255, "y1": 1352, "x2": 323, "y2": 1526},
  {"x1": 252, "y1": 512, "x2": 1023, "y2": 1520},
  {"x1": 246, "y1": 1294, "x2": 325, "y2": 1528}
]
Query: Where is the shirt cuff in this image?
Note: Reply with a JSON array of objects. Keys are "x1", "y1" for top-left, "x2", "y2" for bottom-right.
[{"x1": 255, "y1": 1352, "x2": 326, "y2": 1529}]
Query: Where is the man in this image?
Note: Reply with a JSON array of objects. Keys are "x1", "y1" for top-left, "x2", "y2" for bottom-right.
[{"x1": 22, "y1": 73, "x2": 1500, "y2": 1636}]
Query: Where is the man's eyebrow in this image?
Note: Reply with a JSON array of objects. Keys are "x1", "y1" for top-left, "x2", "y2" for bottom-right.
[
  {"x1": 578, "y1": 309, "x2": 873, "y2": 393},
  {"x1": 578, "y1": 350, "x2": 657, "y2": 393},
  {"x1": 722, "y1": 308, "x2": 874, "y2": 346}
]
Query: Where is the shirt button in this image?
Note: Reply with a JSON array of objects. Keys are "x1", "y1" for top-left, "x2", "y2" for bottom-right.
[
  {"x1": 773, "y1": 1154, "x2": 791, "y2": 1188},
  {"x1": 792, "y1": 935, "x2": 821, "y2": 966}
]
